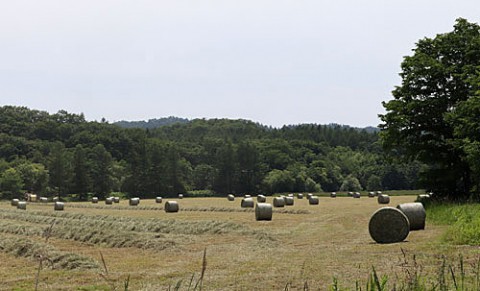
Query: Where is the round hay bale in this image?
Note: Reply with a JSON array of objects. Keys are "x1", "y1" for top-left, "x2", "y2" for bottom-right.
[
  {"x1": 397, "y1": 202, "x2": 426, "y2": 230},
  {"x1": 257, "y1": 195, "x2": 266, "y2": 203},
  {"x1": 416, "y1": 194, "x2": 431, "y2": 204},
  {"x1": 29, "y1": 194, "x2": 37, "y2": 202},
  {"x1": 309, "y1": 196, "x2": 319, "y2": 205},
  {"x1": 227, "y1": 194, "x2": 235, "y2": 201},
  {"x1": 17, "y1": 201, "x2": 27, "y2": 210},
  {"x1": 241, "y1": 198, "x2": 254, "y2": 208},
  {"x1": 113, "y1": 197, "x2": 120, "y2": 203},
  {"x1": 255, "y1": 203, "x2": 273, "y2": 221},
  {"x1": 330, "y1": 192, "x2": 337, "y2": 198},
  {"x1": 378, "y1": 194, "x2": 390, "y2": 204},
  {"x1": 376, "y1": 191, "x2": 382, "y2": 196},
  {"x1": 288, "y1": 193, "x2": 294, "y2": 197},
  {"x1": 92, "y1": 197, "x2": 99, "y2": 204},
  {"x1": 369, "y1": 207, "x2": 410, "y2": 243},
  {"x1": 368, "y1": 192, "x2": 376, "y2": 198},
  {"x1": 165, "y1": 201, "x2": 179, "y2": 213},
  {"x1": 11, "y1": 199, "x2": 19, "y2": 207},
  {"x1": 273, "y1": 197, "x2": 285, "y2": 207},
  {"x1": 105, "y1": 197, "x2": 113, "y2": 205},
  {"x1": 52, "y1": 197, "x2": 59, "y2": 202},
  {"x1": 54, "y1": 201, "x2": 64, "y2": 211},
  {"x1": 284, "y1": 196, "x2": 294, "y2": 206},
  {"x1": 129, "y1": 198, "x2": 140, "y2": 206},
  {"x1": 40, "y1": 197, "x2": 48, "y2": 203},
  {"x1": 347, "y1": 192, "x2": 353, "y2": 197},
  {"x1": 244, "y1": 194, "x2": 252, "y2": 198},
  {"x1": 297, "y1": 193, "x2": 304, "y2": 199},
  {"x1": 306, "y1": 193, "x2": 313, "y2": 199},
  {"x1": 155, "y1": 197, "x2": 163, "y2": 203},
  {"x1": 178, "y1": 194, "x2": 184, "y2": 199},
  {"x1": 353, "y1": 192, "x2": 361, "y2": 198}
]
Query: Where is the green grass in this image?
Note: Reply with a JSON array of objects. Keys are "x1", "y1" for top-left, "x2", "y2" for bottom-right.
[{"x1": 427, "y1": 202, "x2": 480, "y2": 245}]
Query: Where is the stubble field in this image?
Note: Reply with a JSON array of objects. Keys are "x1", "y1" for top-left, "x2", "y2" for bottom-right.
[{"x1": 0, "y1": 194, "x2": 476, "y2": 290}]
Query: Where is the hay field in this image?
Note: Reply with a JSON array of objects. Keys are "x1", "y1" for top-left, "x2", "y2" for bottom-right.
[{"x1": 0, "y1": 195, "x2": 474, "y2": 290}]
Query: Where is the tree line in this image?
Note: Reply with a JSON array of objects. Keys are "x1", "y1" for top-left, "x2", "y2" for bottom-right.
[{"x1": 0, "y1": 106, "x2": 420, "y2": 200}]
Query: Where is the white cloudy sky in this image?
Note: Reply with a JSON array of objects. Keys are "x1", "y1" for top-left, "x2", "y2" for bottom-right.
[{"x1": 0, "y1": 0, "x2": 479, "y2": 127}]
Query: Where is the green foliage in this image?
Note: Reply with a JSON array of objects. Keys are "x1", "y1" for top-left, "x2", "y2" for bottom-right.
[
  {"x1": 339, "y1": 175, "x2": 362, "y2": 191},
  {"x1": 0, "y1": 168, "x2": 24, "y2": 198},
  {"x1": 380, "y1": 18, "x2": 480, "y2": 199}
]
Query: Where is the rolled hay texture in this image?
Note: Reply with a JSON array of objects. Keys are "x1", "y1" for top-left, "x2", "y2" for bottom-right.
[
  {"x1": 40, "y1": 197, "x2": 48, "y2": 203},
  {"x1": 11, "y1": 199, "x2": 19, "y2": 207},
  {"x1": 378, "y1": 194, "x2": 390, "y2": 204},
  {"x1": 348, "y1": 192, "x2": 353, "y2": 197},
  {"x1": 353, "y1": 192, "x2": 361, "y2": 198},
  {"x1": 28, "y1": 194, "x2": 37, "y2": 202},
  {"x1": 288, "y1": 193, "x2": 294, "y2": 197},
  {"x1": 178, "y1": 194, "x2": 184, "y2": 199},
  {"x1": 113, "y1": 197, "x2": 120, "y2": 203},
  {"x1": 155, "y1": 197, "x2": 163, "y2": 203},
  {"x1": 309, "y1": 196, "x2": 319, "y2": 205},
  {"x1": 241, "y1": 198, "x2": 254, "y2": 208},
  {"x1": 368, "y1": 192, "x2": 376, "y2": 198},
  {"x1": 227, "y1": 194, "x2": 235, "y2": 201},
  {"x1": 376, "y1": 191, "x2": 382, "y2": 195},
  {"x1": 165, "y1": 201, "x2": 179, "y2": 213},
  {"x1": 416, "y1": 194, "x2": 431, "y2": 204},
  {"x1": 255, "y1": 203, "x2": 273, "y2": 221},
  {"x1": 284, "y1": 196, "x2": 294, "y2": 206},
  {"x1": 257, "y1": 195, "x2": 267, "y2": 203},
  {"x1": 17, "y1": 201, "x2": 27, "y2": 210},
  {"x1": 297, "y1": 193, "x2": 304, "y2": 199},
  {"x1": 273, "y1": 197, "x2": 285, "y2": 207},
  {"x1": 52, "y1": 197, "x2": 59, "y2": 202},
  {"x1": 54, "y1": 202, "x2": 64, "y2": 211},
  {"x1": 92, "y1": 197, "x2": 98, "y2": 204},
  {"x1": 129, "y1": 198, "x2": 140, "y2": 206},
  {"x1": 244, "y1": 194, "x2": 251, "y2": 198},
  {"x1": 397, "y1": 202, "x2": 426, "y2": 230},
  {"x1": 330, "y1": 192, "x2": 337, "y2": 198},
  {"x1": 306, "y1": 193, "x2": 313, "y2": 199},
  {"x1": 368, "y1": 207, "x2": 410, "y2": 244},
  {"x1": 105, "y1": 197, "x2": 113, "y2": 205}
]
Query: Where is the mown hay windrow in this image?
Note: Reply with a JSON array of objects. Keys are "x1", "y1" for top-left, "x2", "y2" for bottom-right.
[
  {"x1": 17, "y1": 201, "x2": 27, "y2": 210},
  {"x1": 129, "y1": 197, "x2": 140, "y2": 206},
  {"x1": 284, "y1": 196, "x2": 294, "y2": 206},
  {"x1": 54, "y1": 201, "x2": 64, "y2": 211},
  {"x1": 369, "y1": 207, "x2": 410, "y2": 244},
  {"x1": 397, "y1": 202, "x2": 426, "y2": 230},
  {"x1": 255, "y1": 203, "x2": 272, "y2": 221},
  {"x1": 273, "y1": 197, "x2": 285, "y2": 208},
  {"x1": 308, "y1": 196, "x2": 319, "y2": 205},
  {"x1": 11, "y1": 199, "x2": 19, "y2": 207},
  {"x1": 377, "y1": 194, "x2": 390, "y2": 204},
  {"x1": 257, "y1": 195, "x2": 267, "y2": 203},
  {"x1": 165, "y1": 201, "x2": 179, "y2": 212},
  {"x1": 241, "y1": 198, "x2": 254, "y2": 208}
]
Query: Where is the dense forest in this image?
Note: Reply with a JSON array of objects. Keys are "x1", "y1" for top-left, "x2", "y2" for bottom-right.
[{"x1": 0, "y1": 105, "x2": 421, "y2": 200}]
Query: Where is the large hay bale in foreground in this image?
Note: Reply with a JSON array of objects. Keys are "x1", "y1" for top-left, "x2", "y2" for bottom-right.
[
  {"x1": 241, "y1": 198, "x2": 254, "y2": 208},
  {"x1": 273, "y1": 197, "x2": 285, "y2": 207},
  {"x1": 129, "y1": 198, "x2": 140, "y2": 206},
  {"x1": 11, "y1": 199, "x2": 19, "y2": 207},
  {"x1": 165, "y1": 201, "x2": 179, "y2": 213},
  {"x1": 54, "y1": 201, "x2": 64, "y2": 211},
  {"x1": 309, "y1": 196, "x2": 319, "y2": 205},
  {"x1": 92, "y1": 197, "x2": 98, "y2": 204},
  {"x1": 17, "y1": 201, "x2": 27, "y2": 210},
  {"x1": 227, "y1": 194, "x2": 235, "y2": 201},
  {"x1": 255, "y1": 203, "x2": 273, "y2": 221},
  {"x1": 284, "y1": 196, "x2": 294, "y2": 206},
  {"x1": 397, "y1": 202, "x2": 426, "y2": 230},
  {"x1": 105, "y1": 197, "x2": 113, "y2": 205},
  {"x1": 377, "y1": 194, "x2": 390, "y2": 204},
  {"x1": 257, "y1": 195, "x2": 266, "y2": 203},
  {"x1": 155, "y1": 197, "x2": 163, "y2": 203},
  {"x1": 369, "y1": 207, "x2": 410, "y2": 243}
]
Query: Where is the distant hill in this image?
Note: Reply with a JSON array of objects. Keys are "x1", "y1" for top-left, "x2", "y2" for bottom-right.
[{"x1": 114, "y1": 117, "x2": 189, "y2": 129}]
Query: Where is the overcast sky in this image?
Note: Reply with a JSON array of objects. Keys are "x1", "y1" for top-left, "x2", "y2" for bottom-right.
[{"x1": 1, "y1": 1, "x2": 479, "y2": 127}]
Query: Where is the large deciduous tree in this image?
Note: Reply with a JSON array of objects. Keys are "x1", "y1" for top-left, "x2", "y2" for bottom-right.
[{"x1": 380, "y1": 18, "x2": 480, "y2": 199}]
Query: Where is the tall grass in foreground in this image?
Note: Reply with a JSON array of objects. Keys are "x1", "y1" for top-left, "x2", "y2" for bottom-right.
[{"x1": 426, "y1": 202, "x2": 480, "y2": 245}]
